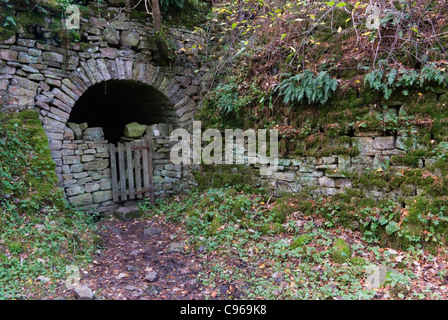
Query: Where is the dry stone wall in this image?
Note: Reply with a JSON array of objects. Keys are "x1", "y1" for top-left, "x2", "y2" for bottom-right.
[{"x1": 0, "y1": 1, "x2": 209, "y2": 210}]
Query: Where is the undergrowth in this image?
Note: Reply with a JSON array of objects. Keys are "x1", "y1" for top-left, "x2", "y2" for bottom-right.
[
  {"x1": 0, "y1": 111, "x2": 99, "y2": 299},
  {"x1": 140, "y1": 187, "x2": 448, "y2": 299}
]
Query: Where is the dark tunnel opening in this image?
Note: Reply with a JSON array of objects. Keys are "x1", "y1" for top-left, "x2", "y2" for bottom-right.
[{"x1": 68, "y1": 80, "x2": 175, "y2": 144}]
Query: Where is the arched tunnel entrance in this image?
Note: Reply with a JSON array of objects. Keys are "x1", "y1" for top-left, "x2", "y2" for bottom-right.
[
  {"x1": 68, "y1": 80, "x2": 175, "y2": 144},
  {"x1": 60, "y1": 79, "x2": 181, "y2": 213}
]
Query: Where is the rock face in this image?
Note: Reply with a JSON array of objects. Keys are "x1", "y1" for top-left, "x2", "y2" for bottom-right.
[{"x1": 124, "y1": 122, "x2": 147, "y2": 138}]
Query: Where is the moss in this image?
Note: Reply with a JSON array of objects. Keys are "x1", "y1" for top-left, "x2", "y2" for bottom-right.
[
  {"x1": 222, "y1": 173, "x2": 244, "y2": 186},
  {"x1": 290, "y1": 234, "x2": 312, "y2": 249},
  {"x1": 331, "y1": 238, "x2": 351, "y2": 263},
  {"x1": 92, "y1": 235, "x2": 104, "y2": 248},
  {"x1": 0, "y1": 26, "x2": 15, "y2": 41},
  {"x1": 260, "y1": 222, "x2": 285, "y2": 235},
  {"x1": 206, "y1": 216, "x2": 222, "y2": 236},
  {"x1": 391, "y1": 155, "x2": 419, "y2": 167},
  {"x1": 349, "y1": 257, "x2": 367, "y2": 266},
  {"x1": 2, "y1": 110, "x2": 65, "y2": 210},
  {"x1": 211, "y1": 176, "x2": 223, "y2": 188}
]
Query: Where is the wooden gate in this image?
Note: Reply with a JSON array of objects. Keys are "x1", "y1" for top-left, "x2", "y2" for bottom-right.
[{"x1": 109, "y1": 134, "x2": 154, "y2": 204}]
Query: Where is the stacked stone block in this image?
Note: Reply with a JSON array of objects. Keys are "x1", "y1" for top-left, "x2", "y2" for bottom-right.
[{"x1": 61, "y1": 125, "x2": 116, "y2": 213}]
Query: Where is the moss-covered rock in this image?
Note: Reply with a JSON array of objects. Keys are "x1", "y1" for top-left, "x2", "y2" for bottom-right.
[
  {"x1": 331, "y1": 238, "x2": 351, "y2": 263},
  {"x1": 290, "y1": 234, "x2": 312, "y2": 249},
  {"x1": 348, "y1": 257, "x2": 367, "y2": 266},
  {"x1": 260, "y1": 222, "x2": 285, "y2": 235}
]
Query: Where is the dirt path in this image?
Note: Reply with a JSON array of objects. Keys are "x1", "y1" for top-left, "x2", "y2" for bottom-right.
[{"x1": 59, "y1": 217, "x2": 208, "y2": 300}]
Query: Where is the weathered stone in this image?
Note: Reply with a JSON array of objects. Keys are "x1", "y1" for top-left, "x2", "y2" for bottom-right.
[
  {"x1": 102, "y1": 27, "x2": 120, "y2": 45},
  {"x1": 168, "y1": 242, "x2": 184, "y2": 253},
  {"x1": 82, "y1": 155, "x2": 95, "y2": 162},
  {"x1": 83, "y1": 159, "x2": 109, "y2": 171},
  {"x1": 66, "y1": 185, "x2": 84, "y2": 196},
  {"x1": 67, "y1": 123, "x2": 83, "y2": 139},
  {"x1": 85, "y1": 183, "x2": 100, "y2": 193},
  {"x1": 99, "y1": 179, "x2": 112, "y2": 190},
  {"x1": 18, "y1": 52, "x2": 41, "y2": 64},
  {"x1": 64, "y1": 156, "x2": 81, "y2": 165},
  {"x1": 93, "y1": 190, "x2": 113, "y2": 203},
  {"x1": 273, "y1": 172, "x2": 295, "y2": 182},
  {"x1": 43, "y1": 51, "x2": 64, "y2": 63},
  {"x1": 73, "y1": 284, "x2": 95, "y2": 300},
  {"x1": 69, "y1": 193, "x2": 93, "y2": 206},
  {"x1": 0, "y1": 49, "x2": 18, "y2": 61},
  {"x1": 83, "y1": 127, "x2": 104, "y2": 141},
  {"x1": 120, "y1": 30, "x2": 140, "y2": 47},
  {"x1": 373, "y1": 136, "x2": 395, "y2": 150},
  {"x1": 145, "y1": 272, "x2": 159, "y2": 283},
  {"x1": 114, "y1": 206, "x2": 142, "y2": 221},
  {"x1": 144, "y1": 227, "x2": 163, "y2": 236},
  {"x1": 124, "y1": 122, "x2": 147, "y2": 138},
  {"x1": 319, "y1": 176, "x2": 335, "y2": 188},
  {"x1": 11, "y1": 75, "x2": 38, "y2": 90}
]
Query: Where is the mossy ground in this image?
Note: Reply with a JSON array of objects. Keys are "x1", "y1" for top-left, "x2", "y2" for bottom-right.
[{"x1": 0, "y1": 110, "x2": 99, "y2": 299}]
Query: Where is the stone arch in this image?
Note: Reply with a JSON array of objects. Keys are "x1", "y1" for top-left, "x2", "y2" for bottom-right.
[
  {"x1": 38, "y1": 57, "x2": 197, "y2": 159},
  {"x1": 35, "y1": 58, "x2": 198, "y2": 207},
  {"x1": 39, "y1": 58, "x2": 196, "y2": 134}
]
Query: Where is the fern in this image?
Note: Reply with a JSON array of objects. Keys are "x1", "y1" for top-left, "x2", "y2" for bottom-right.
[
  {"x1": 276, "y1": 70, "x2": 338, "y2": 105},
  {"x1": 365, "y1": 63, "x2": 448, "y2": 100}
]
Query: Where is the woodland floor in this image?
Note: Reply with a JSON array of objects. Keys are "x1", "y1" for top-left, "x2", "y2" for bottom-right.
[{"x1": 51, "y1": 211, "x2": 448, "y2": 301}]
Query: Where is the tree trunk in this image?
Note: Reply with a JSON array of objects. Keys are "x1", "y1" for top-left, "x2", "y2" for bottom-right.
[
  {"x1": 150, "y1": 0, "x2": 171, "y2": 65},
  {"x1": 151, "y1": 0, "x2": 162, "y2": 33}
]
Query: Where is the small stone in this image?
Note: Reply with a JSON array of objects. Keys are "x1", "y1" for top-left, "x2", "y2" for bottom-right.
[
  {"x1": 83, "y1": 127, "x2": 104, "y2": 141},
  {"x1": 120, "y1": 30, "x2": 140, "y2": 47},
  {"x1": 73, "y1": 284, "x2": 95, "y2": 300},
  {"x1": 144, "y1": 271, "x2": 159, "y2": 283},
  {"x1": 36, "y1": 276, "x2": 50, "y2": 283},
  {"x1": 125, "y1": 285, "x2": 137, "y2": 291},
  {"x1": 168, "y1": 242, "x2": 184, "y2": 253},
  {"x1": 67, "y1": 123, "x2": 82, "y2": 139},
  {"x1": 79, "y1": 122, "x2": 88, "y2": 132},
  {"x1": 143, "y1": 227, "x2": 163, "y2": 236},
  {"x1": 126, "y1": 265, "x2": 139, "y2": 272},
  {"x1": 43, "y1": 51, "x2": 64, "y2": 63},
  {"x1": 124, "y1": 122, "x2": 147, "y2": 138},
  {"x1": 116, "y1": 273, "x2": 127, "y2": 279},
  {"x1": 114, "y1": 206, "x2": 142, "y2": 221}
]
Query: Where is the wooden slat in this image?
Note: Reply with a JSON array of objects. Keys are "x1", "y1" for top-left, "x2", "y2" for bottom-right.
[
  {"x1": 118, "y1": 142, "x2": 127, "y2": 201},
  {"x1": 141, "y1": 143, "x2": 150, "y2": 199},
  {"x1": 126, "y1": 142, "x2": 135, "y2": 200},
  {"x1": 109, "y1": 144, "x2": 119, "y2": 202},
  {"x1": 131, "y1": 145, "x2": 150, "y2": 151},
  {"x1": 133, "y1": 141, "x2": 142, "y2": 199},
  {"x1": 145, "y1": 134, "x2": 155, "y2": 204}
]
